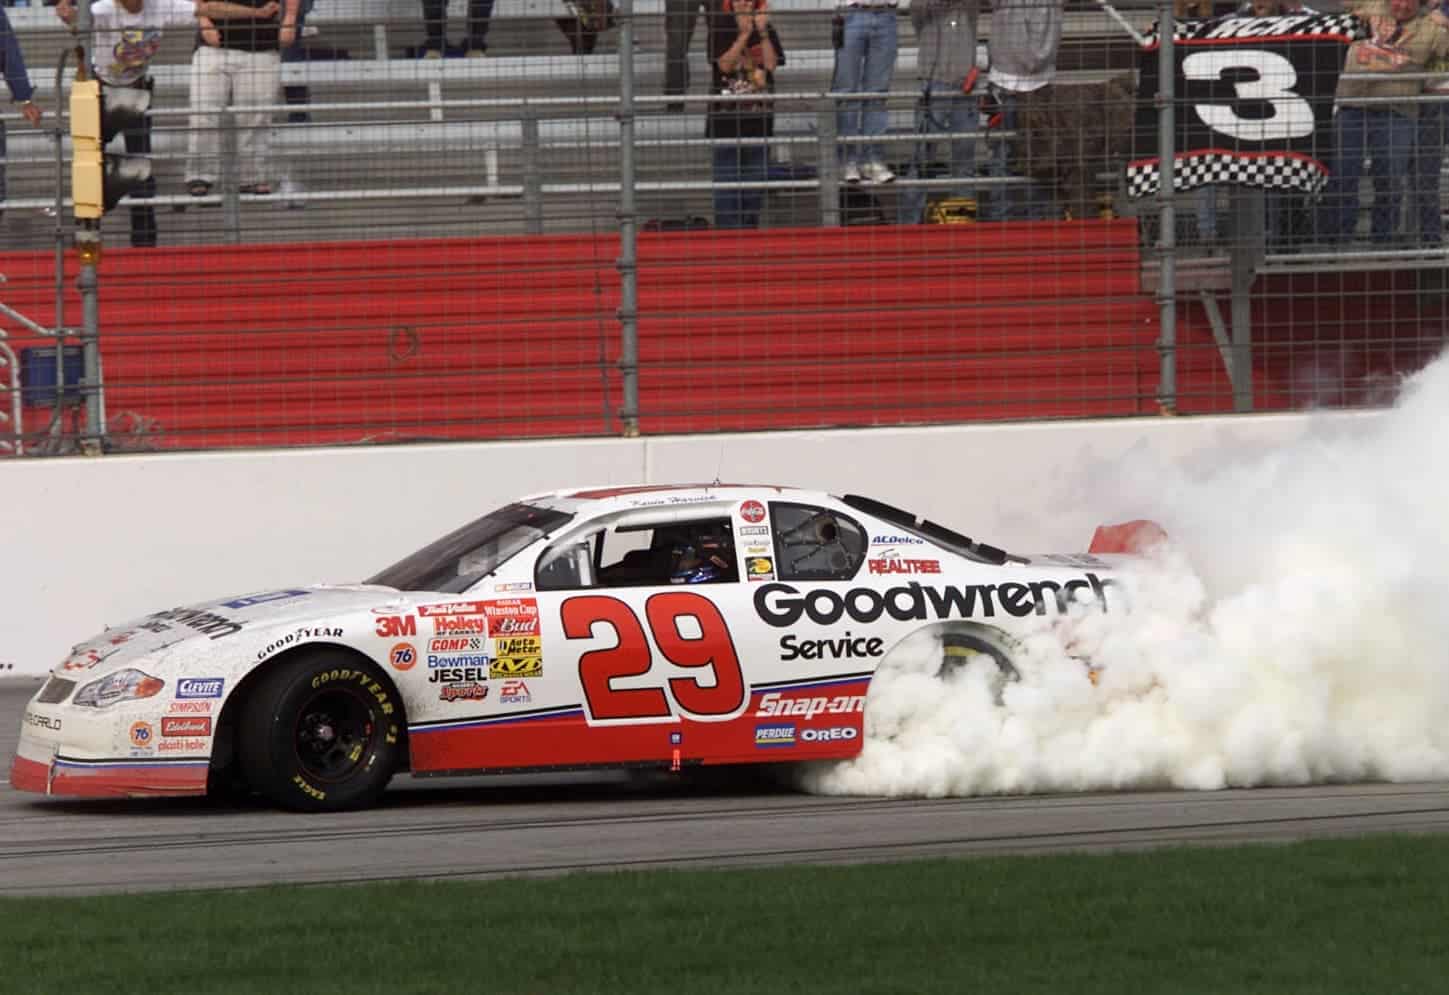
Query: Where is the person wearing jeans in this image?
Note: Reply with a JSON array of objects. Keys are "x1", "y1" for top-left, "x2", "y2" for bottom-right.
[
  {"x1": 1316, "y1": 0, "x2": 1449, "y2": 244},
  {"x1": 1321, "y1": 105, "x2": 1417, "y2": 243},
  {"x1": 706, "y1": 0, "x2": 782, "y2": 227},
  {"x1": 0, "y1": 5, "x2": 43, "y2": 218},
  {"x1": 897, "y1": 0, "x2": 978, "y2": 223},
  {"x1": 978, "y1": 0, "x2": 1060, "y2": 221},
  {"x1": 832, "y1": 0, "x2": 898, "y2": 185}
]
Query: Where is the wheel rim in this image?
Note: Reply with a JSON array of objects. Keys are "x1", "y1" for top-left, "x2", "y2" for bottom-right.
[{"x1": 292, "y1": 686, "x2": 377, "y2": 783}]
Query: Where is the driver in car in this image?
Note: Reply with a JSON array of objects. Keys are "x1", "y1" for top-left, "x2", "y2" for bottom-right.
[{"x1": 670, "y1": 526, "x2": 737, "y2": 583}]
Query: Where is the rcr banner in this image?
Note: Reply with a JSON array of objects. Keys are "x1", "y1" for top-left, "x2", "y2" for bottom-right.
[{"x1": 1126, "y1": 12, "x2": 1367, "y2": 197}]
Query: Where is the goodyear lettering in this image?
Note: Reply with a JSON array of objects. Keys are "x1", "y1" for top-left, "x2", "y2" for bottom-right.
[
  {"x1": 753, "y1": 575, "x2": 1118, "y2": 627},
  {"x1": 258, "y1": 628, "x2": 344, "y2": 660},
  {"x1": 292, "y1": 775, "x2": 326, "y2": 801},
  {"x1": 780, "y1": 633, "x2": 884, "y2": 661},
  {"x1": 755, "y1": 692, "x2": 866, "y2": 719}
]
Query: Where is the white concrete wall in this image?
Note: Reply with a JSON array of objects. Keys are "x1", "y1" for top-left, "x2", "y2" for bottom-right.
[{"x1": 0, "y1": 411, "x2": 1376, "y2": 676}]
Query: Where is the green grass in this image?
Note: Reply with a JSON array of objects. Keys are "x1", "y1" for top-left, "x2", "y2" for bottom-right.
[{"x1": 4, "y1": 835, "x2": 1449, "y2": 994}]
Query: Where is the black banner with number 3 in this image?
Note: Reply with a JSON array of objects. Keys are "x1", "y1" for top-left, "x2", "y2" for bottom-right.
[{"x1": 1126, "y1": 12, "x2": 1367, "y2": 197}]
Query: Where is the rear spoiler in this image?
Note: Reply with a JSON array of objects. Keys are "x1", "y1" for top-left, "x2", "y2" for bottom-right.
[{"x1": 1088, "y1": 520, "x2": 1168, "y2": 555}]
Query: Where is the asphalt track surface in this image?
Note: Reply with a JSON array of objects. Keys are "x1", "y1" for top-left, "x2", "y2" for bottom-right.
[{"x1": 4, "y1": 678, "x2": 1449, "y2": 897}]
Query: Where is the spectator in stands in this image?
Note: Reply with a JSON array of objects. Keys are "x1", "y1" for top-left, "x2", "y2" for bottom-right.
[
  {"x1": 185, "y1": 0, "x2": 299, "y2": 198},
  {"x1": 419, "y1": 0, "x2": 492, "y2": 57},
  {"x1": 1, "y1": 5, "x2": 43, "y2": 220},
  {"x1": 979, "y1": 0, "x2": 1062, "y2": 220},
  {"x1": 53, "y1": 0, "x2": 279, "y2": 242},
  {"x1": 833, "y1": 0, "x2": 898, "y2": 185},
  {"x1": 707, "y1": 0, "x2": 783, "y2": 227},
  {"x1": 897, "y1": 0, "x2": 980, "y2": 224},
  {"x1": 1316, "y1": 0, "x2": 1449, "y2": 244},
  {"x1": 665, "y1": 0, "x2": 712, "y2": 107},
  {"x1": 1412, "y1": 0, "x2": 1449, "y2": 244},
  {"x1": 556, "y1": 0, "x2": 616, "y2": 54}
]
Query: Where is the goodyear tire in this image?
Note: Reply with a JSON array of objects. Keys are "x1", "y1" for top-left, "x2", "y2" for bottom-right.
[
  {"x1": 238, "y1": 652, "x2": 401, "y2": 812},
  {"x1": 939, "y1": 628, "x2": 1020, "y2": 702}
]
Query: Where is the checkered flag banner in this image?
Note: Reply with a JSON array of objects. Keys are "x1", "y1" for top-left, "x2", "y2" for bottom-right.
[{"x1": 1126, "y1": 12, "x2": 1368, "y2": 197}]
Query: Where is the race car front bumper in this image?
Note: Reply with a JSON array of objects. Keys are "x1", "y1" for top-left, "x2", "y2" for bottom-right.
[{"x1": 9, "y1": 689, "x2": 210, "y2": 799}]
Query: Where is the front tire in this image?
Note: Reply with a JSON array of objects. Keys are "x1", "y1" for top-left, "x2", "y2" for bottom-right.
[{"x1": 238, "y1": 652, "x2": 401, "y2": 812}]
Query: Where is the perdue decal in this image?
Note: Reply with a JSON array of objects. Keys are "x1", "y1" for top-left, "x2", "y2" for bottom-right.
[{"x1": 752, "y1": 575, "x2": 1120, "y2": 628}]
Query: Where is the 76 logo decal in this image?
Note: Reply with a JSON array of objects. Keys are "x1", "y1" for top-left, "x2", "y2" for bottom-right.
[{"x1": 561, "y1": 592, "x2": 746, "y2": 723}]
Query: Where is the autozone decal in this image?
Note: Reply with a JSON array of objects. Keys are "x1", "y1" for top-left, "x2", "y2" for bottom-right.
[
  {"x1": 753, "y1": 575, "x2": 1119, "y2": 627},
  {"x1": 755, "y1": 692, "x2": 866, "y2": 719}
]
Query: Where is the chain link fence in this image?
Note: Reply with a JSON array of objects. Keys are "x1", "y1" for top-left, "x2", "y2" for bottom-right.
[{"x1": 0, "y1": 0, "x2": 1444, "y2": 455}]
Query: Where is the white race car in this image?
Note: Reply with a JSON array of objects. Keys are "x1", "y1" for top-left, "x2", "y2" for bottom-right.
[{"x1": 10, "y1": 484, "x2": 1153, "y2": 811}]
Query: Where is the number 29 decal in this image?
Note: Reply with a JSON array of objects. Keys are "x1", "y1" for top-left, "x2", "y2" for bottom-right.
[{"x1": 560, "y1": 592, "x2": 747, "y2": 723}]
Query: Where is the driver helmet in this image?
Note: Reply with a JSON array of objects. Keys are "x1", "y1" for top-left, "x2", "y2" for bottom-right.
[{"x1": 670, "y1": 526, "x2": 734, "y2": 584}]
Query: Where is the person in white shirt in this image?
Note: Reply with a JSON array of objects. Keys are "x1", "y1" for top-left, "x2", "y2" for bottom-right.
[{"x1": 55, "y1": 0, "x2": 279, "y2": 244}]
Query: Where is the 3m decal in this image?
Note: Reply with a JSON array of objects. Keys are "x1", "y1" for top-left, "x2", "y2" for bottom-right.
[
  {"x1": 561, "y1": 592, "x2": 747, "y2": 722},
  {"x1": 374, "y1": 615, "x2": 417, "y2": 638}
]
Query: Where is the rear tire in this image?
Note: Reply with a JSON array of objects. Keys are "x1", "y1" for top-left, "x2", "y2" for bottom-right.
[
  {"x1": 939, "y1": 628, "x2": 1020, "y2": 703},
  {"x1": 238, "y1": 652, "x2": 401, "y2": 812}
]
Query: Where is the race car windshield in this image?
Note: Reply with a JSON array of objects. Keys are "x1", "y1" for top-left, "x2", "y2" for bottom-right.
[{"x1": 365, "y1": 503, "x2": 575, "y2": 593}]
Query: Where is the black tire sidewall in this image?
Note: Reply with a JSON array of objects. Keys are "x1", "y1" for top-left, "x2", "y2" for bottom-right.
[{"x1": 240, "y1": 654, "x2": 401, "y2": 812}]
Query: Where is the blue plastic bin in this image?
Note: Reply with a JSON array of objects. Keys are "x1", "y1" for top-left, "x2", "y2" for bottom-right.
[{"x1": 19, "y1": 346, "x2": 85, "y2": 409}]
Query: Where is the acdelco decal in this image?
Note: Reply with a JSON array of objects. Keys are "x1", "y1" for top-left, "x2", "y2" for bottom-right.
[{"x1": 753, "y1": 575, "x2": 1119, "y2": 627}]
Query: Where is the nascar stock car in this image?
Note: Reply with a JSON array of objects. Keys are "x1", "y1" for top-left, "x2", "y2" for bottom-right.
[{"x1": 10, "y1": 484, "x2": 1160, "y2": 812}]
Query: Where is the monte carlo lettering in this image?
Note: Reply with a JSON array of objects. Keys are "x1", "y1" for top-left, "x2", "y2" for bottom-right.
[
  {"x1": 753, "y1": 575, "x2": 1119, "y2": 628},
  {"x1": 148, "y1": 607, "x2": 245, "y2": 640}
]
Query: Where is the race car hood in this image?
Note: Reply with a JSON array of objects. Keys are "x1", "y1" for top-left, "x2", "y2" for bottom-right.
[{"x1": 54, "y1": 585, "x2": 401, "y2": 676}]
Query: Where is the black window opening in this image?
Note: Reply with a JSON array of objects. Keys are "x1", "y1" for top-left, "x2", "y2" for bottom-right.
[
  {"x1": 537, "y1": 517, "x2": 741, "y2": 590},
  {"x1": 769, "y1": 503, "x2": 867, "y2": 582}
]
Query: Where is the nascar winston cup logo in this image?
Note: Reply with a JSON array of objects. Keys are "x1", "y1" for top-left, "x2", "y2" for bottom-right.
[{"x1": 1128, "y1": 13, "x2": 1369, "y2": 196}]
